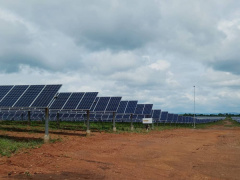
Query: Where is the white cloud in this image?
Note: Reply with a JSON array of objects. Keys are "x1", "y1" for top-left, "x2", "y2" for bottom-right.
[
  {"x1": 149, "y1": 60, "x2": 170, "y2": 71},
  {"x1": 0, "y1": 0, "x2": 240, "y2": 113}
]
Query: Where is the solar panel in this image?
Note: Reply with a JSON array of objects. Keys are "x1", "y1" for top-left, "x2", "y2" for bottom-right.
[
  {"x1": 0, "y1": 85, "x2": 29, "y2": 107},
  {"x1": 134, "y1": 104, "x2": 153, "y2": 115},
  {"x1": 50, "y1": 93, "x2": 71, "y2": 109},
  {"x1": 62, "y1": 92, "x2": 84, "y2": 109},
  {"x1": 14, "y1": 85, "x2": 45, "y2": 107},
  {"x1": 151, "y1": 109, "x2": 161, "y2": 119},
  {"x1": 143, "y1": 104, "x2": 153, "y2": 115},
  {"x1": 90, "y1": 97, "x2": 99, "y2": 111},
  {"x1": 31, "y1": 85, "x2": 62, "y2": 107},
  {"x1": 77, "y1": 92, "x2": 98, "y2": 110},
  {"x1": 0, "y1": 85, "x2": 14, "y2": 101},
  {"x1": 167, "y1": 113, "x2": 174, "y2": 122},
  {"x1": 172, "y1": 114, "x2": 178, "y2": 123},
  {"x1": 105, "y1": 97, "x2": 121, "y2": 112},
  {"x1": 116, "y1": 100, "x2": 138, "y2": 114},
  {"x1": 134, "y1": 104, "x2": 144, "y2": 114},
  {"x1": 93, "y1": 97, "x2": 110, "y2": 111},
  {"x1": 125, "y1": 101, "x2": 138, "y2": 114},
  {"x1": 182, "y1": 116, "x2": 186, "y2": 123},
  {"x1": 160, "y1": 111, "x2": 168, "y2": 121},
  {"x1": 178, "y1": 116, "x2": 183, "y2": 123},
  {"x1": 117, "y1": 101, "x2": 128, "y2": 113}
]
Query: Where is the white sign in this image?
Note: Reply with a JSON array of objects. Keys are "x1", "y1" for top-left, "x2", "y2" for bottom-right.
[{"x1": 142, "y1": 118, "x2": 153, "y2": 124}]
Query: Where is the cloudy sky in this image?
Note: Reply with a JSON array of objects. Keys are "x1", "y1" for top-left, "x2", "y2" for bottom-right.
[{"x1": 0, "y1": 0, "x2": 240, "y2": 114}]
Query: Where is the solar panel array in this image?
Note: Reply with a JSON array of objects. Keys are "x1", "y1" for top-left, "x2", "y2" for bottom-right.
[
  {"x1": 0, "y1": 85, "x2": 61, "y2": 108},
  {"x1": 117, "y1": 100, "x2": 138, "y2": 114},
  {"x1": 134, "y1": 104, "x2": 153, "y2": 115},
  {"x1": 50, "y1": 92, "x2": 98, "y2": 110},
  {"x1": 0, "y1": 84, "x2": 223, "y2": 125},
  {"x1": 91, "y1": 97, "x2": 122, "y2": 112}
]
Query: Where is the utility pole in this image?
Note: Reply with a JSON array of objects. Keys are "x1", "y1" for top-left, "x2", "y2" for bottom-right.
[{"x1": 194, "y1": 86, "x2": 196, "y2": 129}]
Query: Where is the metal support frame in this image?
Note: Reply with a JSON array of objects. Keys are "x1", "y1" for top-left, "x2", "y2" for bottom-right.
[
  {"x1": 57, "y1": 112, "x2": 60, "y2": 128},
  {"x1": 194, "y1": 86, "x2": 196, "y2": 129},
  {"x1": 112, "y1": 112, "x2": 116, "y2": 132},
  {"x1": 44, "y1": 108, "x2": 50, "y2": 143},
  {"x1": 152, "y1": 118, "x2": 154, "y2": 130},
  {"x1": 86, "y1": 110, "x2": 90, "y2": 136},
  {"x1": 28, "y1": 111, "x2": 31, "y2": 126}
]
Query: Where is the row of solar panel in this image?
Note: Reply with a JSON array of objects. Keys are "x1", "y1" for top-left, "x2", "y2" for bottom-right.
[
  {"x1": 0, "y1": 85, "x2": 153, "y2": 114},
  {"x1": 231, "y1": 117, "x2": 240, "y2": 123},
  {"x1": 0, "y1": 111, "x2": 223, "y2": 124},
  {"x1": 49, "y1": 92, "x2": 98, "y2": 110},
  {"x1": 0, "y1": 85, "x2": 61, "y2": 108}
]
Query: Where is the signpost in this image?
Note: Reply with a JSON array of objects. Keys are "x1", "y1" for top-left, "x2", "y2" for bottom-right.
[{"x1": 142, "y1": 118, "x2": 153, "y2": 132}]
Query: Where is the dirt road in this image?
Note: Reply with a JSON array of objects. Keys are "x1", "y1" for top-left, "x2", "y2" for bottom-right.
[{"x1": 0, "y1": 121, "x2": 240, "y2": 180}]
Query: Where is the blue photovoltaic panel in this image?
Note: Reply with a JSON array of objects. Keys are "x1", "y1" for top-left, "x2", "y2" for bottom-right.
[
  {"x1": 125, "y1": 101, "x2": 138, "y2": 114},
  {"x1": 102, "y1": 114, "x2": 109, "y2": 120},
  {"x1": 117, "y1": 101, "x2": 128, "y2": 113},
  {"x1": 151, "y1": 109, "x2": 161, "y2": 119},
  {"x1": 95, "y1": 113, "x2": 102, "y2": 120},
  {"x1": 105, "y1": 97, "x2": 122, "y2": 112},
  {"x1": 183, "y1": 116, "x2": 187, "y2": 123},
  {"x1": 0, "y1": 85, "x2": 29, "y2": 107},
  {"x1": 134, "y1": 104, "x2": 153, "y2": 115},
  {"x1": 77, "y1": 92, "x2": 98, "y2": 110},
  {"x1": 123, "y1": 114, "x2": 130, "y2": 119},
  {"x1": 160, "y1": 111, "x2": 168, "y2": 121},
  {"x1": 116, "y1": 114, "x2": 123, "y2": 119},
  {"x1": 143, "y1": 104, "x2": 153, "y2": 115},
  {"x1": 0, "y1": 86, "x2": 13, "y2": 101},
  {"x1": 31, "y1": 85, "x2": 62, "y2": 107},
  {"x1": 50, "y1": 93, "x2": 71, "y2": 109},
  {"x1": 90, "y1": 97, "x2": 99, "y2": 111},
  {"x1": 134, "y1": 104, "x2": 144, "y2": 114},
  {"x1": 132, "y1": 115, "x2": 137, "y2": 119},
  {"x1": 63, "y1": 92, "x2": 84, "y2": 109},
  {"x1": 14, "y1": 85, "x2": 45, "y2": 107},
  {"x1": 93, "y1": 97, "x2": 110, "y2": 112},
  {"x1": 167, "y1": 113, "x2": 174, "y2": 121},
  {"x1": 172, "y1": 114, "x2": 178, "y2": 122},
  {"x1": 189, "y1": 117, "x2": 193, "y2": 123},
  {"x1": 178, "y1": 116, "x2": 183, "y2": 123}
]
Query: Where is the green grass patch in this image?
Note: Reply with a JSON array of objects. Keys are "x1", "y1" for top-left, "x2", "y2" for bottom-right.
[{"x1": 0, "y1": 136, "x2": 43, "y2": 157}]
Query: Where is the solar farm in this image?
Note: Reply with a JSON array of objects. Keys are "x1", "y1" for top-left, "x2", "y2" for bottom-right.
[
  {"x1": 0, "y1": 84, "x2": 224, "y2": 136},
  {"x1": 1, "y1": 84, "x2": 240, "y2": 179}
]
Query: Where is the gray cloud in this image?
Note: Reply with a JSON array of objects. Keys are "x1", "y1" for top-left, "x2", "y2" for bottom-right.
[{"x1": 0, "y1": 0, "x2": 240, "y2": 113}]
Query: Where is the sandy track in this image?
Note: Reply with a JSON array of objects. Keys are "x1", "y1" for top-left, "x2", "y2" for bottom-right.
[{"x1": 0, "y1": 122, "x2": 240, "y2": 180}]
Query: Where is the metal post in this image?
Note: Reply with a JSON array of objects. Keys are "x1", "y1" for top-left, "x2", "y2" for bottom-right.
[
  {"x1": 152, "y1": 118, "x2": 154, "y2": 130},
  {"x1": 113, "y1": 112, "x2": 116, "y2": 132},
  {"x1": 57, "y1": 112, "x2": 60, "y2": 128},
  {"x1": 194, "y1": 86, "x2": 196, "y2": 129},
  {"x1": 86, "y1": 110, "x2": 90, "y2": 136},
  {"x1": 28, "y1": 111, "x2": 31, "y2": 126},
  {"x1": 21, "y1": 113, "x2": 23, "y2": 121},
  {"x1": 130, "y1": 114, "x2": 134, "y2": 131},
  {"x1": 44, "y1": 108, "x2": 50, "y2": 143}
]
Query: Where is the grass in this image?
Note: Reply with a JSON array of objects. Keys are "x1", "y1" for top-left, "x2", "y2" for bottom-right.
[
  {"x1": 0, "y1": 136, "x2": 43, "y2": 157},
  {"x1": 0, "y1": 117, "x2": 239, "y2": 157},
  {"x1": 0, "y1": 119, "x2": 233, "y2": 134}
]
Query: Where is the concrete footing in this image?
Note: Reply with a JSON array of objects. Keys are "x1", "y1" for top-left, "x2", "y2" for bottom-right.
[
  {"x1": 130, "y1": 126, "x2": 134, "y2": 131},
  {"x1": 113, "y1": 127, "x2": 117, "y2": 132},
  {"x1": 44, "y1": 135, "x2": 50, "y2": 143},
  {"x1": 86, "y1": 130, "x2": 91, "y2": 136}
]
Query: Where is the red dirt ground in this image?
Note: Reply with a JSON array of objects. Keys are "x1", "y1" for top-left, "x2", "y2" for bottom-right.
[{"x1": 1, "y1": 121, "x2": 240, "y2": 180}]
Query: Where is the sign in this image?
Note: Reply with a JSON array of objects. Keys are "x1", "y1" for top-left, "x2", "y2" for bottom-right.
[{"x1": 142, "y1": 118, "x2": 153, "y2": 124}]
